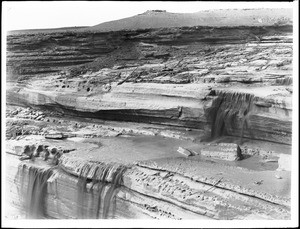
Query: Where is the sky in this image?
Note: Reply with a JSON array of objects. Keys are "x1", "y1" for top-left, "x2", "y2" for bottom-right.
[{"x1": 2, "y1": 1, "x2": 294, "y2": 31}]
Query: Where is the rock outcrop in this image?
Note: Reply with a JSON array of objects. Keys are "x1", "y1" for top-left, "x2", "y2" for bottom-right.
[
  {"x1": 6, "y1": 23, "x2": 293, "y2": 144},
  {"x1": 5, "y1": 8, "x2": 293, "y2": 220},
  {"x1": 7, "y1": 25, "x2": 292, "y2": 79},
  {"x1": 5, "y1": 134, "x2": 291, "y2": 219}
]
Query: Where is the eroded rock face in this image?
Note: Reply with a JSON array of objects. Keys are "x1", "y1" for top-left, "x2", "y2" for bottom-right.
[
  {"x1": 6, "y1": 24, "x2": 293, "y2": 144},
  {"x1": 4, "y1": 111, "x2": 292, "y2": 219},
  {"x1": 6, "y1": 82, "x2": 292, "y2": 144},
  {"x1": 5, "y1": 18, "x2": 293, "y2": 220},
  {"x1": 6, "y1": 25, "x2": 292, "y2": 79},
  {"x1": 6, "y1": 142, "x2": 291, "y2": 219}
]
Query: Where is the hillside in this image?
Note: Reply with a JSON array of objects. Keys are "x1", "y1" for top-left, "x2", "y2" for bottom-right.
[
  {"x1": 7, "y1": 26, "x2": 89, "y2": 35},
  {"x1": 8, "y1": 8, "x2": 293, "y2": 35},
  {"x1": 89, "y1": 8, "x2": 293, "y2": 32}
]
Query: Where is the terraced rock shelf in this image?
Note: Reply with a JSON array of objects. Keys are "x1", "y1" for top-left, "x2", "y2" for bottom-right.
[{"x1": 5, "y1": 8, "x2": 293, "y2": 220}]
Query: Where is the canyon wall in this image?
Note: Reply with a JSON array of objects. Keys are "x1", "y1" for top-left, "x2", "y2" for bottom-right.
[
  {"x1": 5, "y1": 22, "x2": 293, "y2": 220},
  {"x1": 6, "y1": 25, "x2": 293, "y2": 144}
]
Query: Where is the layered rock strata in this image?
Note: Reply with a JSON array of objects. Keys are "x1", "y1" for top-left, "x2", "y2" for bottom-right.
[
  {"x1": 6, "y1": 136, "x2": 291, "y2": 220},
  {"x1": 6, "y1": 25, "x2": 292, "y2": 79},
  {"x1": 5, "y1": 102, "x2": 292, "y2": 219},
  {"x1": 5, "y1": 20, "x2": 293, "y2": 220},
  {"x1": 6, "y1": 25, "x2": 293, "y2": 144},
  {"x1": 6, "y1": 81, "x2": 292, "y2": 144}
]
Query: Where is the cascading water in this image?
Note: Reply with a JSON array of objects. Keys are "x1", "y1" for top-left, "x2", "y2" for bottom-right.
[
  {"x1": 275, "y1": 76, "x2": 292, "y2": 85},
  {"x1": 208, "y1": 90, "x2": 255, "y2": 143},
  {"x1": 16, "y1": 163, "x2": 54, "y2": 219},
  {"x1": 15, "y1": 159, "x2": 127, "y2": 219},
  {"x1": 75, "y1": 162, "x2": 127, "y2": 219}
]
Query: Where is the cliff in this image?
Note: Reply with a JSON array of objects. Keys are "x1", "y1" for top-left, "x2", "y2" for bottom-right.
[{"x1": 5, "y1": 8, "x2": 294, "y2": 220}]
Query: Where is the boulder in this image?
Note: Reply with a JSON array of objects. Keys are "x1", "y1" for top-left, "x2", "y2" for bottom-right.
[
  {"x1": 45, "y1": 133, "x2": 65, "y2": 140},
  {"x1": 177, "y1": 147, "x2": 197, "y2": 157},
  {"x1": 277, "y1": 154, "x2": 291, "y2": 171},
  {"x1": 200, "y1": 143, "x2": 243, "y2": 161}
]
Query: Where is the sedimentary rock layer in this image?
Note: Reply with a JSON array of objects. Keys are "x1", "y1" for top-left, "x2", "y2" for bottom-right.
[
  {"x1": 7, "y1": 81, "x2": 292, "y2": 144},
  {"x1": 6, "y1": 24, "x2": 293, "y2": 144},
  {"x1": 6, "y1": 150, "x2": 291, "y2": 220},
  {"x1": 5, "y1": 16, "x2": 293, "y2": 220},
  {"x1": 6, "y1": 25, "x2": 292, "y2": 79},
  {"x1": 5, "y1": 104, "x2": 292, "y2": 219}
]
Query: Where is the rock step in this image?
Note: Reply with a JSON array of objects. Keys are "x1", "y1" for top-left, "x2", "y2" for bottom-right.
[
  {"x1": 6, "y1": 158, "x2": 291, "y2": 219},
  {"x1": 7, "y1": 83, "x2": 292, "y2": 144}
]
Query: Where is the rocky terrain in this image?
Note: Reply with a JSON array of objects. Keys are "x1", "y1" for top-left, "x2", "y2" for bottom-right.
[{"x1": 5, "y1": 8, "x2": 293, "y2": 220}]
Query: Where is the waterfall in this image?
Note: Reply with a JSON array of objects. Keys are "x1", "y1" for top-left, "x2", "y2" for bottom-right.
[
  {"x1": 275, "y1": 76, "x2": 292, "y2": 85},
  {"x1": 15, "y1": 159, "x2": 127, "y2": 219},
  {"x1": 208, "y1": 90, "x2": 255, "y2": 142},
  {"x1": 76, "y1": 162, "x2": 128, "y2": 219},
  {"x1": 16, "y1": 163, "x2": 54, "y2": 219}
]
